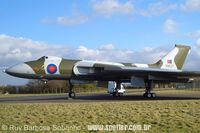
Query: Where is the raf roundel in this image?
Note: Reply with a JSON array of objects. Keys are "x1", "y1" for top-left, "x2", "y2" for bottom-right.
[{"x1": 47, "y1": 64, "x2": 57, "y2": 74}]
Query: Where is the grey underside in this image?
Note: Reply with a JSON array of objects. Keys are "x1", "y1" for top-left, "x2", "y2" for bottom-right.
[{"x1": 8, "y1": 67, "x2": 200, "y2": 82}]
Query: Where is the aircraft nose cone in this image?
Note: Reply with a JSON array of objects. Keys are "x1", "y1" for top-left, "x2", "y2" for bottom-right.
[{"x1": 5, "y1": 63, "x2": 35, "y2": 76}]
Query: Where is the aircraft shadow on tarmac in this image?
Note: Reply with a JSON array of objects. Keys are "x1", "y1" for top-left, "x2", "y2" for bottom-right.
[
  {"x1": 75, "y1": 93, "x2": 200, "y2": 101},
  {"x1": 0, "y1": 93, "x2": 200, "y2": 103}
]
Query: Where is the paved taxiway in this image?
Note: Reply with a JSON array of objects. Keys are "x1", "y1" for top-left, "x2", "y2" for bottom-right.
[{"x1": 0, "y1": 93, "x2": 200, "y2": 103}]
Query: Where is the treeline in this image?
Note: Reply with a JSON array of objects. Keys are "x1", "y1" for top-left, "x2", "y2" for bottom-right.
[{"x1": 0, "y1": 80, "x2": 103, "y2": 94}]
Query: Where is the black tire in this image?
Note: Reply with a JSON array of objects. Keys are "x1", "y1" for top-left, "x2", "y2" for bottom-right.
[
  {"x1": 113, "y1": 92, "x2": 121, "y2": 97},
  {"x1": 143, "y1": 93, "x2": 147, "y2": 98},
  {"x1": 116, "y1": 92, "x2": 120, "y2": 97},
  {"x1": 69, "y1": 92, "x2": 76, "y2": 98},
  {"x1": 147, "y1": 93, "x2": 152, "y2": 98},
  {"x1": 143, "y1": 93, "x2": 155, "y2": 98},
  {"x1": 119, "y1": 93, "x2": 123, "y2": 96},
  {"x1": 113, "y1": 92, "x2": 116, "y2": 97},
  {"x1": 151, "y1": 93, "x2": 156, "y2": 98}
]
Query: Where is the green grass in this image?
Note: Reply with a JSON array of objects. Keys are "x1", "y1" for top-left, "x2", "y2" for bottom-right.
[
  {"x1": 1, "y1": 88, "x2": 200, "y2": 98},
  {"x1": 0, "y1": 90, "x2": 107, "y2": 98},
  {"x1": 0, "y1": 89, "x2": 200, "y2": 132},
  {"x1": 0, "y1": 93, "x2": 64, "y2": 98},
  {"x1": 0, "y1": 100, "x2": 200, "y2": 133}
]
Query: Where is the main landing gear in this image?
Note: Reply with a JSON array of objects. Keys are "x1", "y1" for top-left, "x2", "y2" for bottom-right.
[
  {"x1": 68, "y1": 80, "x2": 76, "y2": 99},
  {"x1": 143, "y1": 80, "x2": 156, "y2": 98}
]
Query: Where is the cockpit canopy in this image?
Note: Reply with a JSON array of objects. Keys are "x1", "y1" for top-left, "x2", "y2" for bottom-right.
[
  {"x1": 37, "y1": 56, "x2": 63, "y2": 61},
  {"x1": 37, "y1": 56, "x2": 48, "y2": 60}
]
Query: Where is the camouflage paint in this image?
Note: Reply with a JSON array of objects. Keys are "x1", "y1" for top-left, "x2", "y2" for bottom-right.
[
  {"x1": 122, "y1": 63, "x2": 133, "y2": 67},
  {"x1": 13, "y1": 44, "x2": 191, "y2": 80},
  {"x1": 148, "y1": 45, "x2": 190, "y2": 70},
  {"x1": 148, "y1": 60, "x2": 163, "y2": 68},
  {"x1": 25, "y1": 56, "x2": 79, "y2": 76},
  {"x1": 174, "y1": 45, "x2": 190, "y2": 70},
  {"x1": 59, "y1": 59, "x2": 79, "y2": 75},
  {"x1": 25, "y1": 57, "x2": 45, "y2": 75}
]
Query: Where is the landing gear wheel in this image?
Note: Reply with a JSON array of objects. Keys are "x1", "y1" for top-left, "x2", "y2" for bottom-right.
[
  {"x1": 113, "y1": 92, "x2": 120, "y2": 97},
  {"x1": 143, "y1": 92, "x2": 156, "y2": 98},
  {"x1": 151, "y1": 93, "x2": 156, "y2": 98},
  {"x1": 147, "y1": 93, "x2": 152, "y2": 98},
  {"x1": 143, "y1": 93, "x2": 147, "y2": 98},
  {"x1": 69, "y1": 92, "x2": 76, "y2": 98},
  {"x1": 113, "y1": 92, "x2": 117, "y2": 97},
  {"x1": 116, "y1": 92, "x2": 120, "y2": 97}
]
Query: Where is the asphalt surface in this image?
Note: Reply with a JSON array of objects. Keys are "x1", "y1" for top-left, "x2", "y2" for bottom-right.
[{"x1": 0, "y1": 92, "x2": 200, "y2": 103}]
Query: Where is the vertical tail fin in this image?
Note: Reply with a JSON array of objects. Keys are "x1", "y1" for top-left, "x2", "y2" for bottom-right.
[{"x1": 149, "y1": 45, "x2": 191, "y2": 70}]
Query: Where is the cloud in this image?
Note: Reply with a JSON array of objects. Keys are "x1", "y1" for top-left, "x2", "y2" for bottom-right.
[
  {"x1": 42, "y1": 15, "x2": 89, "y2": 26},
  {"x1": 139, "y1": 2, "x2": 177, "y2": 17},
  {"x1": 0, "y1": 34, "x2": 70, "y2": 85},
  {"x1": 99, "y1": 44, "x2": 114, "y2": 50},
  {"x1": 75, "y1": 44, "x2": 167, "y2": 64},
  {"x1": 76, "y1": 45, "x2": 99, "y2": 59},
  {"x1": 41, "y1": 0, "x2": 200, "y2": 27},
  {"x1": 0, "y1": 34, "x2": 68, "y2": 65},
  {"x1": 56, "y1": 15, "x2": 89, "y2": 26},
  {"x1": 181, "y1": 0, "x2": 200, "y2": 11},
  {"x1": 76, "y1": 44, "x2": 135, "y2": 61},
  {"x1": 91, "y1": 0, "x2": 134, "y2": 17},
  {"x1": 183, "y1": 29, "x2": 200, "y2": 70},
  {"x1": 41, "y1": 1, "x2": 186, "y2": 26},
  {"x1": 6, "y1": 48, "x2": 32, "y2": 59},
  {"x1": 1, "y1": 34, "x2": 198, "y2": 68},
  {"x1": 163, "y1": 19, "x2": 178, "y2": 33},
  {"x1": 2, "y1": 34, "x2": 200, "y2": 85},
  {"x1": 197, "y1": 38, "x2": 200, "y2": 46},
  {"x1": 186, "y1": 44, "x2": 200, "y2": 70}
]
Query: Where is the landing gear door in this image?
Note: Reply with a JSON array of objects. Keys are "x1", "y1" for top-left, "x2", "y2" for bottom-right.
[
  {"x1": 131, "y1": 76, "x2": 145, "y2": 87},
  {"x1": 107, "y1": 81, "x2": 116, "y2": 93}
]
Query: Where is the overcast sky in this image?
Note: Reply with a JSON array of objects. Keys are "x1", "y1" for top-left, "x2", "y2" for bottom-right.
[{"x1": 1, "y1": 0, "x2": 200, "y2": 85}]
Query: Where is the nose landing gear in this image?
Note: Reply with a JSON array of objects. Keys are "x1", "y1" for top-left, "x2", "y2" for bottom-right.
[
  {"x1": 112, "y1": 81, "x2": 125, "y2": 97},
  {"x1": 68, "y1": 80, "x2": 76, "y2": 99}
]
